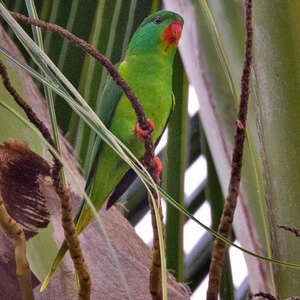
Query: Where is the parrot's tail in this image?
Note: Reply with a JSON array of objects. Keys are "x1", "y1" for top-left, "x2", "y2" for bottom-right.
[{"x1": 40, "y1": 240, "x2": 68, "y2": 292}]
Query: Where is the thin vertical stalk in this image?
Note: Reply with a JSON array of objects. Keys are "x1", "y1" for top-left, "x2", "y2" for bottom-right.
[
  {"x1": 165, "y1": 52, "x2": 188, "y2": 281},
  {"x1": 25, "y1": 0, "x2": 66, "y2": 186},
  {"x1": 207, "y1": 1, "x2": 253, "y2": 298}
]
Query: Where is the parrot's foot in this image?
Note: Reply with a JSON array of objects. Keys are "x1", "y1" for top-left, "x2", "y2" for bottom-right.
[
  {"x1": 134, "y1": 118, "x2": 154, "y2": 141},
  {"x1": 153, "y1": 156, "x2": 162, "y2": 177}
]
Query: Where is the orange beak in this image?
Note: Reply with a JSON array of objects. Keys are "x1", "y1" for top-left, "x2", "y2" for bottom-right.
[{"x1": 162, "y1": 19, "x2": 182, "y2": 45}]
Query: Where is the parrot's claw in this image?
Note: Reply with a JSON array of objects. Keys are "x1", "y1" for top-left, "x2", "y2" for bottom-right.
[
  {"x1": 153, "y1": 156, "x2": 162, "y2": 177},
  {"x1": 134, "y1": 118, "x2": 154, "y2": 141}
]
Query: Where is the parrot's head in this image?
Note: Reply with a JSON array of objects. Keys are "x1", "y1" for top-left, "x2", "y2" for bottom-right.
[{"x1": 127, "y1": 10, "x2": 184, "y2": 58}]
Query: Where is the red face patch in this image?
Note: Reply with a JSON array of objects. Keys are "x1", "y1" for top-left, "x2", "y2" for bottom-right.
[{"x1": 162, "y1": 19, "x2": 182, "y2": 45}]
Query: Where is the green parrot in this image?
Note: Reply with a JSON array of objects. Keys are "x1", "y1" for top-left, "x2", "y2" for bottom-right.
[{"x1": 41, "y1": 10, "x2": 183, "y2": 290}]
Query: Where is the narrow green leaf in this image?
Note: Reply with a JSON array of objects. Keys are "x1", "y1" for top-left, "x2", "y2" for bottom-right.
[
  {"x1": 164, "y1": 52, "x2": 188, "y2": 282},
  {"x1": 57, "y1": 0, "x2": 79, "y2": 70},
  {"x1": 252, "y1": 2, "x2": 300, "y2": 297},
  {"x1": 25, "y1": 0, "x2": 66, "y2": 187},
  {"x1": 43, "y1": 0, "x2": 59, "y2": 53}
]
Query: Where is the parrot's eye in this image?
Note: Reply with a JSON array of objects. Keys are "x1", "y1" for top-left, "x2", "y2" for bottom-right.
[{"x1": 152, "y1": 16, "x2": 163, "y2": 24}]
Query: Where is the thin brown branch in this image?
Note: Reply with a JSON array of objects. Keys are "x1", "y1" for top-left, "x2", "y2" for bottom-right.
[
  {"x1": 0, "y1": 193, "x2": 34, "y2": 300},
  {"x1": 252, "y1": 292, "x2": 300, "y2": 300},
  {"x1": 148, "y1": 176, "x2": 164, "y2": 300},
  {"x1": 206, "y1": 0, "x2": 253, "y2": 299},
  {"x1": 278, "y1": 225, "x2": 300, "y2": 237},
  {"x1": 52, "y1": 163, "x2": 91, "y2": 300},
  {"x1": 0, "y1": 59, "x2": 90, "y2": 298},
  {"x1": 9, "y1": 10, "x2": 163, "y2": 298},
  {"x1": 252, "y1": 293, "x2": 277, "y2": 300}
]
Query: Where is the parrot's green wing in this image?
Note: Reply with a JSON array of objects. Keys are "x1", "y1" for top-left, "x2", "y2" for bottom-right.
[
  {"x1": 75, "y1": 72, "x2": 123, "y2": 223},
  {"x1": 106, "y1": 93, "x2": 175, "y2": 209},
  {"x1": 85, "y1": 72, "x2": 122, "y2": 195}
]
